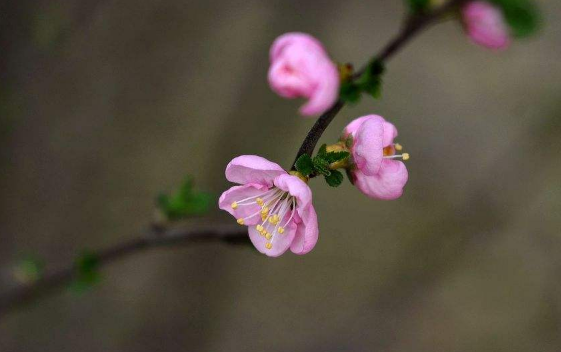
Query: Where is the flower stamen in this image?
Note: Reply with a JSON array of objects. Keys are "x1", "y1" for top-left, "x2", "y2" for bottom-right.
[{"x1": 384, "y1": 153, "x2": 410, "y2": 161}]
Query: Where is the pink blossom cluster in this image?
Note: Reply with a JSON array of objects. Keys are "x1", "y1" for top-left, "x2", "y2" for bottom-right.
[{"x1": 219, "y1": 34, "x2": 413, "y2": 257}]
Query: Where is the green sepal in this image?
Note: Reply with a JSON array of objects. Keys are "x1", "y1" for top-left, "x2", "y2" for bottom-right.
[{"x1": 345, "y1": 135, "x2": 354, "y2": 149}]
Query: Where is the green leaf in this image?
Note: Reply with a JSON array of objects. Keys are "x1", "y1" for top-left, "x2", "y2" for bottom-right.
[
  {"x1": 317, "y1": 144, "x2": 328, "y2": 157},
  {"x1": 295, "y1": 154, "x2": 314, "y2": 177},
  {"x1": 339, "y1": 60, "x2": 385, "y2": 102},
  {"x1": 325, "y1": 170, "x2": 344, "y2": 187},
  {"x1": 71, "y1": 251, "x2": 100, "y2": 292},
  {"x1": 13, "y1": 256, "x2": 44, "y2": 283},
  {"x1": 157, "y1": 177, "x2": 213, "y2": 220},
  {"x1": 339, "y1": 81, "x2": 362, "y2": 104},
  {"x1": 324, "y1": 151, "x2": 350, "y2": 164},
  {"x1": 182, "y1": 192, "x2": 212, "y2": 215},
  {"x1": 490, "y1": 0, "x2": 540, "y2": 38},
  {"x1": 312, "y1": 156, "x2": 331, "y2": 176},
  {"x1": 405, "y1": 0, "x2": 430, "y2": 13},
  {"x1": 357, "y1": 61, "x2": 385, "y2": 100}
]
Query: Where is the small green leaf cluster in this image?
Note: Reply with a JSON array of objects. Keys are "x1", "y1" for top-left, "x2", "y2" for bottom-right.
[
  {"x1": 406, "y1": 0, "x2": 431, "y2": 13},
  {"x1": 71, "y1": 251, "x2": 100, "y2": 292},
  {"x1": 295, "y1": 144, "x2": 350, "y2": 187},
  {"x1": 157, "y1": 177, "x2": 212, "y2": 221},
  {"x1": 13, "y1": 256, "x2": 44, "y2": 284},
  {"x1": 490, "y1": 0, "x2": 540, "y2": 37},
  {"x1": 339, "y1": 61, "x2": 385, "y2": 104}
]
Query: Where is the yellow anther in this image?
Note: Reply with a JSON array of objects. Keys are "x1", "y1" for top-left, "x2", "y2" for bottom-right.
[
  {"x1": 256, "y1": 225, "x2": 263, "y2": 232},
  {"x1": 394, "y1": 143, "x2": 403, "y2": 151},
  {"x1": 260, "y1": 207, "x2": 269, "y2": 215},
  {"x1": 269, "y1": 215, "x2": 280, "y2": 224},
  {"x1": 256, "y1": 198, "x2": 264, "y2": 206},
  {"x1": 265, "y1": 242, "x2": 272, "y2": 250},
  {"x1": 231, "y1": 202, "x2": 238, "y2": 209},
  {"x1": 261, "y1": 215, "x2": 268, "y2": 221},
  {"x1": 265, "y1": 233, "x2": 272, "y2": 240},
  {"x1": 278, "y1": 227, "x2": 285, "y2": 234},
  {"x1": 402, "y1": 153, "x2": 410, "y2": 161},
  {"x1": 236, "y1": 218, "x2": 244, "y2": 225}
]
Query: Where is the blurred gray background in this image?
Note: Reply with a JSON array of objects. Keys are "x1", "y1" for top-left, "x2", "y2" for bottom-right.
[{"x1": 1, "y1": 0, "x2": 560, "y2": 351}]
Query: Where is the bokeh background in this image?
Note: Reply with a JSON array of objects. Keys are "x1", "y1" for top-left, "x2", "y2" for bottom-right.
[{"x1": 1, "y1": 0, "x2": 560, "y2": 351}]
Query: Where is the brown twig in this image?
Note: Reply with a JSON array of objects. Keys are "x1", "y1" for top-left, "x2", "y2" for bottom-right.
[
  {"x1": 0, "y1": 225, "x2": 248, "y2": 316},
  {"x1": 291, "y1": 0, "x2": 467, "y2": 168}
]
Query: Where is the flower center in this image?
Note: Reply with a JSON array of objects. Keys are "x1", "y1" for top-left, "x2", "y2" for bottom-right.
[
  {"x1": 383, "y1": 143, "x2": 409, "y2": 161},
  {"x1": 230, "y1": 188, "x2": 297, "y2": 250}
]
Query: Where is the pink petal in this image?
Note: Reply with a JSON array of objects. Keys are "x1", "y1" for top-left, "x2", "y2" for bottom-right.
[
  {"x1": 354, "y1": 160, "x2": 409, "y2": 200},
  {"x1": 268, "y1": 32, "x2": 339, "y2": 117},
  {"x1": 344, "y1": 116, "x2": 370, "y2": 137},
  {"x1": 248, "y1": 221, "x2": 297, "y2": 257},
  {"x1": 218, "y1": 184, "x2": 269, "y2": 225},
  {"x1": 270, "y1": 32, "x2": 327, "y2": 62},
  {"x1": 290, "y1": 204, "x2": 319, "y2": 255},
  {"x1": 354, "y1": 117, "x2": 384, "y2": 176},
  {"x1": 299, "y1": 60, "x2": 340, "y2": 116},
  {"x1": 268, "y1": 59, "x2": 315, "y2": 99},
  {"x1": 382, "y1": 121, "x2": 398, "y2": 147},
  {"x1": 273, "y1": 174, "x2": 312, "y2": 209},
  {"x1": 344, "y1": 115, "x2": 398, "y2": 145},
  {"x1": 225, "y1": 155, "x2": 286, "y2": 187}
]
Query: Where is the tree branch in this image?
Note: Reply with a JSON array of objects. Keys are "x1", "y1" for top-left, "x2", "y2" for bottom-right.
[
  {"x1": 0, "y1": 0, "x2": 467, "y2": 318},
  {"x1": 0, "y1": 224, "x2": 248, "y2": 316}
]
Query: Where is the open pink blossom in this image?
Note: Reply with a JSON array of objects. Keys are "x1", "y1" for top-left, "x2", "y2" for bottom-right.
[
  {"x1": 343, "y1": 115, "x2": 409, "y2": 200},
  {"x1": 462, "y1": 1, "x2": 511, "y2": 50},
  {"x1": 268, "y1": 32, "x2": 340, "y2": 116},
  {"x1": 219, "y1": 155, "x2": 318, "y2": 257}
]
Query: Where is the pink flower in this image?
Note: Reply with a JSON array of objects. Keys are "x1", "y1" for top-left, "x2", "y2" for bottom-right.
[
  {"x1": 268, "y1": 32, "x2": 340, "y2": 116},
  {"x1": 343, "y1": 115, "x2": 409, "y2": 200},
  {"x1": 462, "y1": 1, "x2": 511, "y2": 50},
  {"x1": 219, "y1": 155, "x2": 319, "y2": 257}
]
